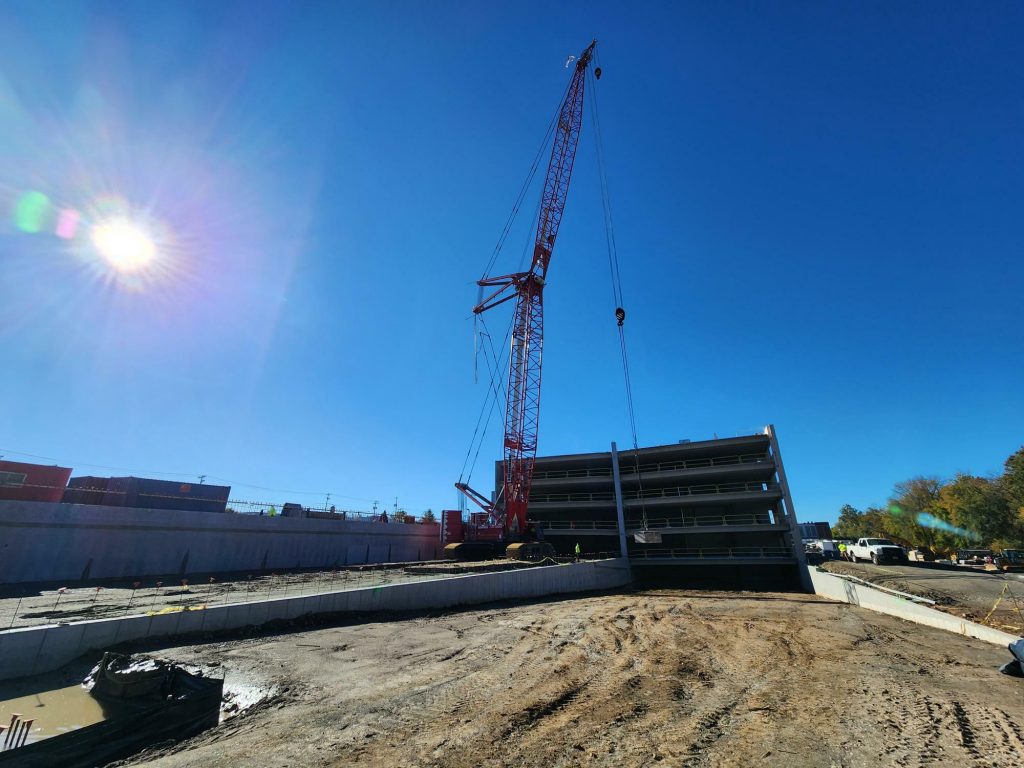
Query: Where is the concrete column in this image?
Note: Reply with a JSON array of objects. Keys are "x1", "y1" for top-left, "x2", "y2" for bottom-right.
[
  {"x1": 610, "y1": 442, "x2": 629, "y2": 560},
  {"x1": 764, "y1": 424, "x2": 812, "y2": 591}
]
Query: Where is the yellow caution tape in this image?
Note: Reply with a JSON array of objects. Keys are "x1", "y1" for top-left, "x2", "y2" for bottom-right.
[{"x1": 982, "y1": 582, "x2": 1010, "y2": 625}]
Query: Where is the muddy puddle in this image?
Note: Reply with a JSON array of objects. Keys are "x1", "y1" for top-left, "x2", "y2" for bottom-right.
[{"x1": 0, "y1": 682, "x2": 131, "y2": 745}]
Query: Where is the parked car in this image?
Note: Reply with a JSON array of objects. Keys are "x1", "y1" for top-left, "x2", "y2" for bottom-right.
[
  {"x1": 907, "y1": 547, "x2": 935, "y2": 562},
  {"x1": 953, "y1": 549, "x2": 993, "y2": 566},
  {"x1": 847, "y1": 538, "x2": 908, "y2": 564}
]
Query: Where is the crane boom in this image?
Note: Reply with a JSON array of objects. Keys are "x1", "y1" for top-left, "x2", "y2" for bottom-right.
[{"x1": 457, "y1": 40, "x2": 596, "y2": 537}]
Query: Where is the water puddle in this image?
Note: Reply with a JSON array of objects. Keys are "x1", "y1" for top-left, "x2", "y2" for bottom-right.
[{"x1": 0, "y1": 683, "x2": 130, "y2": 746}]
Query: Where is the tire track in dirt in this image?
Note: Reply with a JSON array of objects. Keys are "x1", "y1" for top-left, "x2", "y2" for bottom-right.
[{"x1": 123, "y1": 590, "x2": 1024, "y2": 768}]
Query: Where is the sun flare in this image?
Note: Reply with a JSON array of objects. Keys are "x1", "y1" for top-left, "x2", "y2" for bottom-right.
[{"x1": 91, "y1": 218, "x2": 157, "y2": 272}]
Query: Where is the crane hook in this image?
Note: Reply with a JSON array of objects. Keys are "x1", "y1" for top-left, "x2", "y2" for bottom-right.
[
  {"x1": 594, "y1": 67, "x2": 602, "y2": 80},
  {"x1": 615, "y1": 307, "x2": 625, "y2": 327}
]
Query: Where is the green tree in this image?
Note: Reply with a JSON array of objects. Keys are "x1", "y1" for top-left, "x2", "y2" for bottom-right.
[
  {"x1": 938, "y1": 473, "x2": 1017, "y2": 549},
  {"x1": 888, "y1": 476, "x2": 946, "y2": 549},
  {"x1": 1001, "y1": 446, "x2": 1024, "y2": 517},
  {"x1": 832, "y1": 504, "x2": 868, "y2": 539},
  {"x1": 421, "y1": 509, "x2": 436, "y2": 524}
]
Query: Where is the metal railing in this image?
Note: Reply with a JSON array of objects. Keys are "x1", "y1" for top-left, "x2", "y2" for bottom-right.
[
  {"x1": 630, "y1": 546, "x2": 793, "y2": 560},
  {"x1": 533, "y1": 511, "x2": 780, "y2": 531},
  {"x1": 625, "y1": 511, "x2": 778, "y2": 528},
  {"x1": 1, "y1": 713, "x2": 33, "y2": 751},
  {"x1": 533, "y1": 520, "x2": 619, "y2": 531},
  {"x1": 531, "y1": 452, "x2": 770, "y2": 481},
  {"x1": 531, "y1": 480, "x2": 777, "y2": 504}
]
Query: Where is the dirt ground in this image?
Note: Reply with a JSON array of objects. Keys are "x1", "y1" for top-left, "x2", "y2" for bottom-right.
[
  {"x1": 821, "y1": 560, "x2": 1024, "y2": 635},
  {"x1": 120, "y1": 589, "x2": 1024, "y2": 768}
]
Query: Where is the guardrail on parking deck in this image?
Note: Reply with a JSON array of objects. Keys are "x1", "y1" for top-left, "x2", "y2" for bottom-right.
[
  {"x1": 628, "y1": 512, "x2": 779, "y2": 528},
  {"x1": 532, "y1": 520, "x2": 619, "y2": 531},
  {"x1": 531, "y1": 481, "x2": 778, "y2": 504},
  {"x1": 531, "y1": 452, "x2": 771, "y2": 480},
  {"x1": 533, "y1": 512, "x2": 782, "y2": 532}
]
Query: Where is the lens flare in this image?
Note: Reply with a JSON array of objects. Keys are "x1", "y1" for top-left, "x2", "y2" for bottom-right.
[
  {"x1": 915, "y1": 512, "x2": 980, "y2": 541},
  {"x1": 55, "y1": 208, "x2": 80, "y2": 239},
  {"x1": 91, "y1": 218, "x2": 157, "y2": 272},
  {"x1": 13, "y1": 191, "x2": 51, "y2": 233}
]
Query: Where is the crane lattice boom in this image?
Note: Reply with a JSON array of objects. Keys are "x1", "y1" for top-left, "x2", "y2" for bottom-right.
[{"x1": 456, "y1": 40, "x2": 596, "y2": 537}]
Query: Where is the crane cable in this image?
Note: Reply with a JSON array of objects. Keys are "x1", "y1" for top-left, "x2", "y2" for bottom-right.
[
  {"x1": 462, "y1": 71, "x2": 579, "y2": 498},
  {"x1": 463, "y1": 72, "x2": 579, "y2": 484},
  {"x1": 458, "y1": 319, "x2": 507, "y2": 484},
  {"x1": 481, "y1": 77, "x2": 576, "y2": 281},
  {"x1": 458, "y1": 316, "x2": 512, "y2": 498},
  {"x1": 588, "y1": 58, "x2": 649, "y2": 531}
]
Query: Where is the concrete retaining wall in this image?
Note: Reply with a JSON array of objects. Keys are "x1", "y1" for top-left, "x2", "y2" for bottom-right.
[
  {"x1": 0, "y1": 558, "x2": 632, "y2": 681},
  {"x1": 808, "y1": 566, "x2": 1019, "y2": 647},
  {"x1": 0, "y1": 501, "x2": 442, "y2": 584}
]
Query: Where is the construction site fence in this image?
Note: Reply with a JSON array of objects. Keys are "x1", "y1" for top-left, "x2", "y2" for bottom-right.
[{"x1": 0, "y1": 482, "x2": 430, "y2": 523}]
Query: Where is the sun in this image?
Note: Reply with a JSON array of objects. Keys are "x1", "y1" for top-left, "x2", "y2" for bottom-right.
[{"x1": 91, "y1": 218, "x2": 157, "y2": 272}]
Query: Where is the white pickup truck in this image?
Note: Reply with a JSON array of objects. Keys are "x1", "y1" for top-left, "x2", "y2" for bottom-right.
[{"x1": 847, "y1": 538, "x2": 908, "y2": 565}]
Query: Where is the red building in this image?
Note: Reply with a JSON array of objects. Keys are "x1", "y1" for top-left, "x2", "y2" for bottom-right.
[{"x1": 0, "y1": 460, "x2": 72, "y2": 503}]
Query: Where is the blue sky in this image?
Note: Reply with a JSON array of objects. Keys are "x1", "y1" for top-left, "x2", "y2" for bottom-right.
[{"x1": 1, "y1": 2, "x2": 1021, "y2": 522}]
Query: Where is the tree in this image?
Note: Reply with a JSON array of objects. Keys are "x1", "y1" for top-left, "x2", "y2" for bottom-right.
[
  {"x1": 832, "y1": 504, "x2": 869, "y2": 539},
  {"x1": 938, "y1": 473, "x2": 1017, "y2": 550},
  {"x1": 888, "y1": 476, "x2": 946, "y2": 549},
  {"x1": 421, "y1": 509, "x2": 436, "y2": 524},
  {"x1": 1001, "y1": 447, "x2": 1024, "y2": 516}
]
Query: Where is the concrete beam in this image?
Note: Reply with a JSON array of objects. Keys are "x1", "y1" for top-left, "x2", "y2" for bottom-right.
[{"x1": 807, "y1": 566, "x2": 1020, "y2": 647}]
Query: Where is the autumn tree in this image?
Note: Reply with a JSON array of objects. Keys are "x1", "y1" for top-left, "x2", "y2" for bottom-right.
[{"x1": 937, "y1": 473, "x2": 1018, "y2": 549}]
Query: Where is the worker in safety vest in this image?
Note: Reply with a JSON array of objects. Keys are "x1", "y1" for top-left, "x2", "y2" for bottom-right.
[
  {"x1": 574, "y1": 542, "x2": 581, "y2": 562},
  {"x1": 837, "y1": 542, "x2": 847, "y2": 559}
]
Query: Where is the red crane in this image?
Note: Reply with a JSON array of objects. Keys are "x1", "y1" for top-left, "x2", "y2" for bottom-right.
[{"x1": 456, "y1": 40, "x2": 597, "y2": 538}]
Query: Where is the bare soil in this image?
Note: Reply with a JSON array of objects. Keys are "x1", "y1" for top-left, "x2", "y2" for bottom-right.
[
  {"x1": 821, "y1": 560, "x2": 1024, "y2": 635},
  {"x1": 121, "y1": 589, "x2": 1024, "y2": 768}
]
